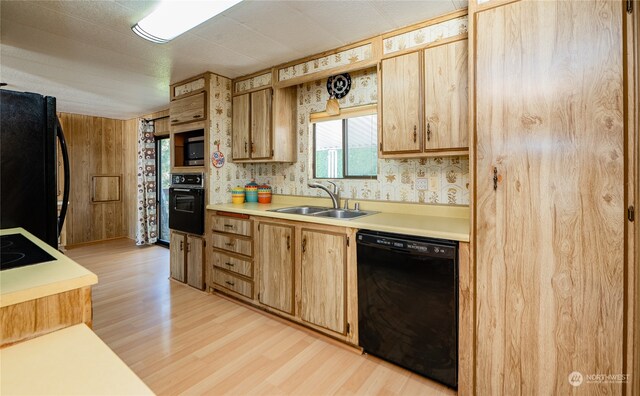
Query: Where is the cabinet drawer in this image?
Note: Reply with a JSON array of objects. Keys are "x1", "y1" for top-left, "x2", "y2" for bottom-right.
[
  {"x1": 211, "y1": 233, "x2": 252, "y2": 257},
  {"x1": 213, "y1": 269, "x2": 253, "y2": 299},
  {"x1": 211, "y1": 216, "x2": 252, "y2": 237},
  {"x1": 211, "y1": 251, "x2": 253, "y2": 278},
  {"x1": 170, "y1": 92, "x2": 205, "y2": 125}
]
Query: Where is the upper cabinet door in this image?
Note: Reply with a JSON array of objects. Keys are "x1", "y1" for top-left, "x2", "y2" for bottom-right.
[
  {"x1": 232, "y1": 94, "x2": 250, "y2": 160},
  {"x1": 424, "y1": 40, "x2": 468, "y2": 151},
  {"x1": 250, "y1": 88, "x2": 273, "y2": 159},
  {"x1": 381, "y1": 51, "x2": 422, "y2": 154},
  {"x1": 170, "y1": 92, "x2": 206, "y2": 125}
]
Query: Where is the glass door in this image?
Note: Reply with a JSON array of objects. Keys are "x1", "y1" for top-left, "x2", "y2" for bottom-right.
[{"x1": 156, "y1": 136, "x2": 171, "y2": 245}]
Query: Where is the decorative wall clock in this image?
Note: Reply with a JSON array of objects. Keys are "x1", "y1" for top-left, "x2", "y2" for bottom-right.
[{"x1": 326, "y1": 73, "x2": 351, "y2": 99}]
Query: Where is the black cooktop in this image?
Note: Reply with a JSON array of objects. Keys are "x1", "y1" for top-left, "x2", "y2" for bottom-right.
[{"x1": 0, "y1": 234, "x2": 55, "y2": 271}]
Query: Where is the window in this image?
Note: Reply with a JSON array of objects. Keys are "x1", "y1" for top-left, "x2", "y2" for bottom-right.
[{"x1": 312, "y1": 106, "x2": 377, "y2": 179}]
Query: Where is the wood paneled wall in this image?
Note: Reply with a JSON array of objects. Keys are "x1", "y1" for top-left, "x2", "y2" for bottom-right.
[
  {"x1": 60, "y1": 110, "x2": 169, "y2": 244},
  {"x1": 58, "y1": 113, "x2": 126, "y2": 245}
]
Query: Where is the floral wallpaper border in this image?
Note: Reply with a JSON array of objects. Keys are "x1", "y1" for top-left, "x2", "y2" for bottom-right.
[
  {"x1": 383, "y1": 16, "x2": 468, "y2": 55},
  {"x1": 278, "y1": 43, "x2": 373, "y2": 82},
  {"x1": 234, "y1": 72, "x2": 272, "y2": 94},
  {"x1": 173, "y1": 77, "x2": 205, "y2": 97}
]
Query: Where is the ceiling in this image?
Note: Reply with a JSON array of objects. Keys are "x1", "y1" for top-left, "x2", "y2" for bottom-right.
[{"x1": 0, "y1": 0, "x2": 467, "y2": 120}]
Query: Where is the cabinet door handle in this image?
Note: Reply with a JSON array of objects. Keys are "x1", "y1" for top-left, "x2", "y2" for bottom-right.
[
  {"x1": 244, "y1": 141, "x2": 248, "y2": 152},
  {"x1": 225, "y1": 262, "x2": 235, "y2": 267},
  {"x1": 223, "y1": 224, "x2": 234, "y2": 229},
  {"x1": 302, "y1": 238, "x2": 307, "y2": 253},
  {"x1": 225, "y1": 242, "x2": 235, "y2": 247},
  {"x1": 180, "y1": 241, "x2": 183, "y2": 251},
  {"x1": 193, "y1": 114, "x2": 201, "y2": 119},
  {"x1": 251, "y1": 141, "x2": 255, "y2": 154},
  {"x1": 493, "y1": 167, "x2": 498, "y2": 191},
  {"x1": 286, "y1": 235, "x2": 290, "y2": 250},
  {"x1": 413, "y1": 125, "x2": 417, "y2": 142},
  {"x1": 186, "y1": 242, "x2": 191, "y2": 252},
  {"x1": 427, "y1": 123, "x2": 431, "y2": 141},
  {"x1": 225, "y1": 281, "x2": 235, "y2": 286},
  {"x1": 171, "y1": 119, "x2": 178, "y2": 123}
]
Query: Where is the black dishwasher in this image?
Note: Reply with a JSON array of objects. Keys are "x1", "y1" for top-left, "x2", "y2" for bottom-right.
[{"x1": 357, "y1": 230, "x2": 458, "y2": 389}]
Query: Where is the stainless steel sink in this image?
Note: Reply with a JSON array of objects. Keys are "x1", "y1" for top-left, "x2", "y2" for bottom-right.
[
  {"x1": 271, "y1": 206, "x2": 329, "y2": 215},
  {"x1": 269, "y1": 206, "x2": 377, "y2": 220},
  {"x1": 312, "y1": 209, "x2": 373, "y2": 219}
]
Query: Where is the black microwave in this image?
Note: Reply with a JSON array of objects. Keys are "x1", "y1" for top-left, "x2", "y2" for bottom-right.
[{"x1": 184, "y1": 135, "x2": 204, "y2": 166}]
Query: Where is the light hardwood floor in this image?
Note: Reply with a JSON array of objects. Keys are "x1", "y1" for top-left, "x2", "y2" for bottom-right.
[{"x1": 67, "y1": 238, "x2": 455, "y2": 395}]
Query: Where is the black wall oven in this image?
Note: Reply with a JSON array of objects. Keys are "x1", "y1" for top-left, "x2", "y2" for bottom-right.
[{"x1": 169, "y1": 173, "x2": 204, "y2": 235}]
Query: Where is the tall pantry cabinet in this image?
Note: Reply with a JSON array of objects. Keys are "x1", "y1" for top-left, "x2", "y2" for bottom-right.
[{"x1": 470, "y1": 0, "x2": 633, "y2": 395}]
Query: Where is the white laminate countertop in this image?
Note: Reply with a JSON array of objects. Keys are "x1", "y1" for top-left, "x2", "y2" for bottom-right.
[
  {"x1": 0, "y1": 228, "x2": 98, "y2": 308},
  {"x1": 207, "y1": 197, "x2": 470, "y2": 242},
  {"x1": 0, "y1": 324, "x2": 154, "y2": 395}
]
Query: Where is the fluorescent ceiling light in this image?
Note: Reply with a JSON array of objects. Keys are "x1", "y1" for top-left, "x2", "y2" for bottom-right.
[{"x1": 132, "y1": 0, "x2": 242, "y2": 44}]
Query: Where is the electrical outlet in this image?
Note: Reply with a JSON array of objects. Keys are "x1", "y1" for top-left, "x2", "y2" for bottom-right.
[
  {"x1": 429, "y1": 176, "x2": 440, "y2": 191},
  {"x1": 415, "y1": 178, "x2": 428, "y2": 191}
]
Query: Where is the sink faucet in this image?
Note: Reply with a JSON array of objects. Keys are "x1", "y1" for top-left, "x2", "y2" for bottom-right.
[{"x1": 308, "y1": 181, "x2": 340, "y2": 209}]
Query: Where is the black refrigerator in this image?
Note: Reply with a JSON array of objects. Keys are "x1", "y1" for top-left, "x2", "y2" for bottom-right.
[{"x1": 0, "y1": 90, "x2": 70, "y2": 249}]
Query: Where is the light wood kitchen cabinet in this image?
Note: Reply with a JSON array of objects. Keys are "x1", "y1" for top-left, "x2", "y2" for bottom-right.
[
  {"x1": 170, "y1": 231, "x2": 205, "y2": 290},
  {"x1": 380, "y1": 51, "x2": 422, "y2": 155},
  {"x1": 232, "y1": 88, "x2": 273, "y2": 161},
  {"x1": 212, "y1": 268, "x2": 253, "y2": 299},
  {"x1": 424, "y1": 40, "x2": 468, "y2": 151},
  {"x1": 256, "y1": 221, "x2": 295, "y2": 314},
  {"x1": 472, "y1": 1, "x2": 625, "y2": 394},
  {"x1": 207, "y1": 213, "x2": 255, "y2": 301},
  {"x1": 300, "y1": 228, "x2": 347, "y2": 335},
  {"x1": 169, "y1": 92, "x2": 206, "y2": 125},
  {"x1": 211, "y1": 251, "x2": 253, "y2": 278},
  {"x1": 211, "y1": 215, "x2": 252, "y2": 237},
  {"x1": 250, "y1": 216, "x2": 357, "y2": 343},
  {"x1": 169, "y1": 72, "x2": 231, "y2": 173},
  {"x1": 169, "y1": 231, "x2": 186, "y2": 283},
  {"x1": 232, "y1": 94, "x2": 250, "y2": 160},
  {"x1": 211, "y1": 233, "x2": 252, "y2": 257},
  {"x1": 185, "y1": 235, "x2": 205, "y2": 290},
  {"x1": 379, "y1": 39, "x2": 469, "y2": 158},
  {"x1": 231, "y1": 86, "x2": 296, "y2": 163},
  {"x1": 250, "y1": 89, "x2": 272, "y2": 159}
]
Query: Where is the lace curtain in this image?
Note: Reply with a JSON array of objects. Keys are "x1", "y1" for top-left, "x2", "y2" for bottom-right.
[{"x1": 135, "y1": 119, "x2": 157, "y2": 245}]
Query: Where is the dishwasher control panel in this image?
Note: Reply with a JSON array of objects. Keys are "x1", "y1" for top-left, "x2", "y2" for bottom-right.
[{"x1": 357, "y1": 232, "x2": 456, "y2": 259}]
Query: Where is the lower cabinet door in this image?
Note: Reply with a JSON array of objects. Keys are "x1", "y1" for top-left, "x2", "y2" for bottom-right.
[
  {"x1": 257, "y1": 222, "x2": 295, "y2": 314},
  {"x1": 170, "y1": 231, "x2": 186, "y2": 282},
  {"x1": 300, "y1": 229, "x2": 347, "y2": 334},
  {"x1": 186, "y1": 235, "x2": 205, "y2": 290}
]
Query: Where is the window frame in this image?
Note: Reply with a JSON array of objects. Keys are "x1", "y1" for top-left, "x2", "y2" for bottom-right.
[
  {"x1": 155, "y1": 135, "x2": 170, "y2": 247},
  {"x1": 311, "y1": 104, "x2": 378, "y2": 180}
]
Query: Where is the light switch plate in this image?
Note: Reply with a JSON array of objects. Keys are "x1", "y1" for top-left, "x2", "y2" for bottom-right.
[{"x1": 415, "y1": 178, "x2": 428, "y2": 191}]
